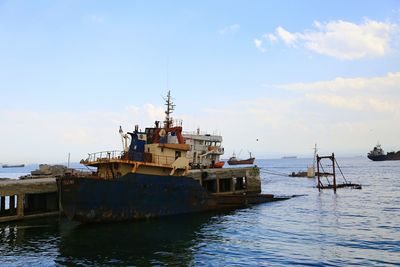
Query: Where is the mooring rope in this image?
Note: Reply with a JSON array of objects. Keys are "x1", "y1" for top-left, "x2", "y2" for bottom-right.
[
  {"x1": 318, "y1": 162, "x2": 331, "y2": 185},
  {"x1": 334, "y1": 158, "x2": 349, "y2": 184},
  {"x1": 260, "y1": 169, "x2": 289, "y2": 177}
]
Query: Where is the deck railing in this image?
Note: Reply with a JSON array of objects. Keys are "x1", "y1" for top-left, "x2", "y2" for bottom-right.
[
  {"x1": 85, "y1": 151, "x2": 125, "y2": 163},
  {"x1": 208, "y1": 146, "x2": 224, "y2": 154},
  {"x1": 84, "y1": 150, "x2": 177, "y2": 166}
]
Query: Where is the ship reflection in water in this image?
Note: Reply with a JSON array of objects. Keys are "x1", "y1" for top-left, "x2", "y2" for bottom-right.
[
  {"x1": 1, "y1": 212, "x2": 222, "y2": 266},
  {"x1": 57, "y1": 214, "x2": 218, "y2": 266}
]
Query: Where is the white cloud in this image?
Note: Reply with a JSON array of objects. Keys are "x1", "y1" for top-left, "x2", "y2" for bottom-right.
[
  {"x1": 276, "y1": 26, "x2": 297, "y2": 46},
  {"x1": 219, "y1": 24, "x2": 240, "y2": 35},
  {"x1": 258, "y1": 18, "x2": 398, "y2": 59},
  {"x1": 305, "y1": 93, "x2": 400, "y2": 114},
  {"x1": 273, "y1": 72, "x2": 400, "y2": 92},
  {"x1": 0, "y1": 104, "x2": 165, "y2": 163},
  {"x1": 254, "y1": 38, "x2": 266, "y2": 53},
  {"x1": 273, "y1": 72, "x2": 400, "y2": 114},
  {"x1": 305, "y1": 94, "x2": 364, "y2": 110},
  {"x1": 264, "y1": 33, "x2": 278, "y2": 44},
  {"x1": 2, "y1": 72, "x2": 399, "y2": 162},
  {"x1": 368, "y1": 98, "x2": 399, "y2": 113},
  {"x1": 199, "y1": 72, "x2": 400, "y2": 157},
  {"x1": 144, "y1": 103, "x2": 165, "y2": 122},
  {"x1": 124, "y1": 105, "x2": 140, "y2": 114},
  {"x1": 63, "y1": 128, "x2": 92, "y2": 144},
  {"x1": 303, "y1": 19, "x2": 395, "y2": 59}
]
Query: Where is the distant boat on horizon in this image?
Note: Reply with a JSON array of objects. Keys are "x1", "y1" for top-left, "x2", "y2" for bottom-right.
[
  {"x1": 2, "y1": 164, "x2": 25, "y2": 168},
  {"x1": 282, "y1": 156, "x2": 297, "y2": 159}
]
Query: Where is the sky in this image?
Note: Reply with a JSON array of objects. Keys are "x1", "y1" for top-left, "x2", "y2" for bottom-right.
[{"x1": 1, "y1": 0, "x2": 400, "y2": 163}]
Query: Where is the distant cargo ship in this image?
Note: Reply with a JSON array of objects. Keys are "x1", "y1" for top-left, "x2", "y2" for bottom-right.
[
  {"x1": 227, "y1": 152, "x2": 255, "y2": 165},
  {"x1": 282, "y1": 156, "x2": 297, "y2": 159},
  {"x1": 367, "y1": 144, "x2": 400, "y2": 161},
  {"x1": 2, "y1": 164, "x2": 25, "y2": 168}
]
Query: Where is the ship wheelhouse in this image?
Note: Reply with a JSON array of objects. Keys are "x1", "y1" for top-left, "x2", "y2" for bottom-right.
[{"x1": 183, "y1": 130, "x2": 224, "y2": 169}]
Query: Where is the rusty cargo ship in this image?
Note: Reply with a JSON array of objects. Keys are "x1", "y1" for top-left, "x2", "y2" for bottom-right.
[{"x1": 58, "y1": 92, "x2": 285, "y2": 223}]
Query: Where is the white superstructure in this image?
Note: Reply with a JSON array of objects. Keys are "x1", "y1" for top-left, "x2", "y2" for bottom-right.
[{"x1": 183, "y1": 129, "x2": 224, "y2": 168}]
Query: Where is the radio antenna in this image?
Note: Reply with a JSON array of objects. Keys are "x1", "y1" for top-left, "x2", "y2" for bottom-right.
[
  {"x1": 166, "y1": 58, "x2": 169, "y2": 90},
  {"x1": 163, "y1": 91, "x2": 175, "y2": 128}
]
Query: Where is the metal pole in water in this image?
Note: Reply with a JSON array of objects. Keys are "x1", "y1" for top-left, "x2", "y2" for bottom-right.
[
  {"x1": 313, "y1": 143, "x2": 317, "y2": 175},
  {"x1": 332, "y1": 153, "x2": 336, "y2": 193},
  {"x1": 317, "y1": 154, "x2": 321, "y2": 191}
]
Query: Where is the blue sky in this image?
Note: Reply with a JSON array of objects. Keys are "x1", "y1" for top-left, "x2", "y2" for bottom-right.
[{"x1": 1, "y1": 0, "x2": 399, "y2": 163}]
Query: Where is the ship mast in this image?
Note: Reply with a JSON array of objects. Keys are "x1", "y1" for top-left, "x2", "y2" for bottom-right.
[
  {"x1": 312, "y1": 143, "x2": 317, "y2": 172},
  {"x1": 163, "y1": 90, "x2": 175, "y2": 128}
]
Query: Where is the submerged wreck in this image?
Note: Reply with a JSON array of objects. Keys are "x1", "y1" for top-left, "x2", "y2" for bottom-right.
[{"x1": 58, "y1": 92, "x2": 287, "y2": 223}]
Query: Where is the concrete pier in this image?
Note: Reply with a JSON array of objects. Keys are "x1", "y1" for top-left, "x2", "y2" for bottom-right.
[
  {"x1": 0, "y1": 178, "x2": 59, "y2": 223},
  {"x1": 187, "y1": 167, "x2": 261, "y2": 194}
]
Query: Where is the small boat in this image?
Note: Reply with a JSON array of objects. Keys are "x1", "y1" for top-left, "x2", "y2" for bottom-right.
[
  {"x1": 227, "y1": 152, "x2": 255, "y2": 165},
  {"x1": 282, "y1": 156, "x2": 297, "y2": 159},
  {"x1": 2, "y1": 164, "x2": 25, "y2": 168}
]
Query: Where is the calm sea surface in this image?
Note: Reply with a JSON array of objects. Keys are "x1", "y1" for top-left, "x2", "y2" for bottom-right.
[{"x1": 1, "y1": 157, "x2": 399, "y2": 266}]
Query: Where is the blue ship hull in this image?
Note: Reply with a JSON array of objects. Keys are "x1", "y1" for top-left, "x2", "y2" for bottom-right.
[{"x1": 59, "y1": 173, "x2": 283, "y2": 223}]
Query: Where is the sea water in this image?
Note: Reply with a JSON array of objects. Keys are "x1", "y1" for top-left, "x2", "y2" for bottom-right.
[{"x1": 0, "y1": 157, "x2": 399, "y2": 266}]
